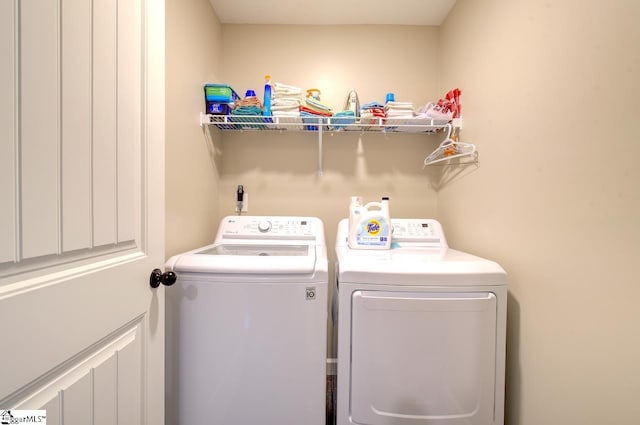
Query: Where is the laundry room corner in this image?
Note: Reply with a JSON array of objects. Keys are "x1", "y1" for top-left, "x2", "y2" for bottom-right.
[
  {"x1": 165, "y1": 0, "x2": 223, "y2": 259},
  {"x1": 165, "y1": 1, "x2": 226, "y2": 425}
]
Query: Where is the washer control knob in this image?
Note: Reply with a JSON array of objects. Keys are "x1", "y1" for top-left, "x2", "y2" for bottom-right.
[{"x1": 258, "y1": 220, "x2": 272, "y2": 233}]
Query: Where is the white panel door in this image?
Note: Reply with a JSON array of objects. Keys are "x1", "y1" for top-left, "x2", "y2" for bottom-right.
[
  {"x1": 0, "y1": 1, "x2": 165, "y2": 425},
  {"x1": 350, "y1": 291, "x2": 497, "y2": 425}
]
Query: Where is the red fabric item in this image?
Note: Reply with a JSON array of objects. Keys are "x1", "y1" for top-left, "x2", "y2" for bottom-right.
[
  {"x1": 300, "y1": 106, "x2": 334, "y2": 117},
  {"x1": 437, "y1": 88, "x2": 462, "y2": 118}
]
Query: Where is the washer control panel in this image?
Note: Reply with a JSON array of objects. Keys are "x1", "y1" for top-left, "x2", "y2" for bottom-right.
[{"x1": 221, "y1": 216, "x2": 316, "y2": 239}]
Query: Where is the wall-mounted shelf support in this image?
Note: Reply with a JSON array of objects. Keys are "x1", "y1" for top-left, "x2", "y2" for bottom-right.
[{"x1": 318, "y1": 124, "x2": 323, "y2": 177}]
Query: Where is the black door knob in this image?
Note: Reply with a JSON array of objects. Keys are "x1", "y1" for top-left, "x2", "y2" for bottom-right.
[{"x1": 149, "y1": 268, "x2": 177, "y2": 288}]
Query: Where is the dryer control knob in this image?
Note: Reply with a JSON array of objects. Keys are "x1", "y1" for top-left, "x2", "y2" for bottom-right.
[{"x1": 258, "y1": 220, "x2": 272, "y2": 233}]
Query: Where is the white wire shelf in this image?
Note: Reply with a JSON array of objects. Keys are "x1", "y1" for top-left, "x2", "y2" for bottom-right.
[
  {"x1": 200, "y1": 113, "x2": 456, "y2": 134},
  {"x1": 199, "y1": 113, "x2": 464, "y2": 177}
]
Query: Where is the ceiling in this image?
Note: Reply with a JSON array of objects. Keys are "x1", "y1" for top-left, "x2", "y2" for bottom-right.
[{"x1": 208, "y1": 0, "x2": 456, "y2": 26}]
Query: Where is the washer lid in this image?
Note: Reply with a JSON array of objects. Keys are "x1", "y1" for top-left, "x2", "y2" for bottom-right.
[
  {"x1": 167, "y1": 243, "x2": 317, "y2": 274},
  {"x1": 201, "y1": 243, "x2": 309, "y2": 256}
]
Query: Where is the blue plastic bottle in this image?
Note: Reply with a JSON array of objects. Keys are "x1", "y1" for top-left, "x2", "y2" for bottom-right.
[{"x1": 263, "y1": 75, "x2": 272, "y2": 117}]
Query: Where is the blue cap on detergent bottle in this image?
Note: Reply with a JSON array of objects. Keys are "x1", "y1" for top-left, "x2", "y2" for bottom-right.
[{"x1": 385, "y1": 92, "x2": 395, "y2": 103}]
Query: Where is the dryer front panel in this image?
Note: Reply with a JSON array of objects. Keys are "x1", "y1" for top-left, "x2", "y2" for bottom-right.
[{"x1": 350, "y1": 291, "x2": 497, "y2": 425}]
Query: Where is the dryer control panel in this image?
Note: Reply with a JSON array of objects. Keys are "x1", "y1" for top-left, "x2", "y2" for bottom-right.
[{"x1": 390, "y1": 218, "x2": 448, "y2": 247}]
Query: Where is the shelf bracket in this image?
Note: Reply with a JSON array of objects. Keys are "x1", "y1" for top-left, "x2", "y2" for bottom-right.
[{"x1": 318, "y1": 123, "x2": 323, "y2": 177}]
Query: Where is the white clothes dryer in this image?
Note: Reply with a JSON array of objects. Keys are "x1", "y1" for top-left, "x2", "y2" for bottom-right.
[
  {"x1": 166, "y1": 216, "x2": 328, "y2": 425},
  {"x1": 335, "y1": 218, "x2": 507, "y2": 425}
]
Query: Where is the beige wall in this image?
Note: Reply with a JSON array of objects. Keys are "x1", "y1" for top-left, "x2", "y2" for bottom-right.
[
  {"x1": 218, "y1": 25, "x2": 442, "y2": 260},
  {"x1": 165, "y1": 0, "x2": 223, "y2": 258},
  {"x1": 439, "y1": 0, "x2": 640, "y2": 424}
]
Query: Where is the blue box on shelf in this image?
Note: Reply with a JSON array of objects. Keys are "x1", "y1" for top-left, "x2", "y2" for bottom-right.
[{"x1": 206, "y1": 102, "x2": 232, "y2": 115}]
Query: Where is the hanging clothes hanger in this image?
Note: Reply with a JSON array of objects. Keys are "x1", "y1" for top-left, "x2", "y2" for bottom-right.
[{"x1": 423, "y1": 124, "x2": 477, "y2": 166}]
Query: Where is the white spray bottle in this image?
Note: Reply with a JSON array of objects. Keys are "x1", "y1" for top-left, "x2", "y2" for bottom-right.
[{"x1": 348, "y1": 196, "x2": 363, "y2": 244}]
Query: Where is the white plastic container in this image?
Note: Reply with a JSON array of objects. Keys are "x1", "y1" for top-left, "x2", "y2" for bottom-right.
[
  {"x1": 349, "y1": 196, "x2": 363, "y2": 228},
  {"x1": 348, "y1": 196, "x2": 391, "y2": 250}
]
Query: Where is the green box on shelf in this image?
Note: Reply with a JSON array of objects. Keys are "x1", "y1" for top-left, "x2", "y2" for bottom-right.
[{"x1": 204, "y1": 84, "x2": 240, "y2": 103}]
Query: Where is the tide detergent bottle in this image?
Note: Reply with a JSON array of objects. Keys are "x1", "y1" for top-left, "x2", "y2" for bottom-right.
[{"x1": 348, "y1": 196, "x2": 391, "y2": 249}]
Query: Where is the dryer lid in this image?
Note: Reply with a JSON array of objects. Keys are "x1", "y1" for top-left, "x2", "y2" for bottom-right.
[{"x1": 336, "y1": 247, "x2": 507, "y2": 286}]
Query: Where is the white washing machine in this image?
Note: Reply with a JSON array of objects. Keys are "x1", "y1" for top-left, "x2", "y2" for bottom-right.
[
  {"x1": 166, "y1": 215, "x2": 328, "y2": 425},
  {"x1": 335, "y1": 218, "x2": 507, "y2": 425}
]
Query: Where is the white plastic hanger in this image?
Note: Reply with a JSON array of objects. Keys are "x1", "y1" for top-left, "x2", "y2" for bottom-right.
[{"x1": 423, "y1": 124, "x2": 477, "y2": 166}]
